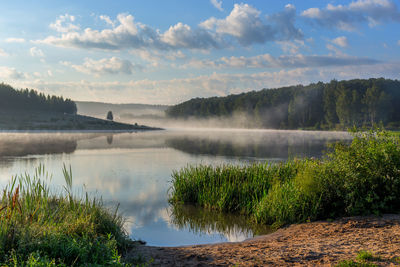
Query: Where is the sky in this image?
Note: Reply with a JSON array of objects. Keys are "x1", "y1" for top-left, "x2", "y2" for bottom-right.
[{"x1": 0, "y1": 0, "x2": 399, "y2": 104}]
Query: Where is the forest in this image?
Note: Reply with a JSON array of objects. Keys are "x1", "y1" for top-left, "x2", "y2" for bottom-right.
[
  {"x1": 0, "y1": 83, "x2": 77, "y2": 114},
  {"x1": 166, "y1": 78, "x2": 400, "y2": 129}
]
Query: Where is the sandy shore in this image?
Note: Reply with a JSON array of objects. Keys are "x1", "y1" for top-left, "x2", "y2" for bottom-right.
[{"x1": 129, "y1": 214, "x2": 400, "y2": 266}]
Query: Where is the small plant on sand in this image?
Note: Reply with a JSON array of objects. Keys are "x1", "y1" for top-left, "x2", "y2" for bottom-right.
[
  {"x1": 356, "y1": 250, "x2": 381, "y2": 262},
  {"x1": 336, "y1": 250, "x2": 383, "y2": 267}
]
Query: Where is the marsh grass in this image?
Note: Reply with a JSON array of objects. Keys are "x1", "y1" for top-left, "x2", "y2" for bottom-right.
[
  {"x1": 0, "y1": 164, "x2": 132, "y2": 266},
  {"x1": 169, "y1": 129, "x2": 400, "y2": 226}
]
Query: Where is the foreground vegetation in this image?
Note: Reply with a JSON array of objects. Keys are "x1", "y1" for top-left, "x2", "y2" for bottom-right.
[
  {"x1": 0, "y1": 166, "x2": 133, "y2": 266},
  {"x1": 169, "y1": 129, "x2": 400, "y2": 226},
  {"x1": 166, "y1": 78, "x2": 400, "y2": 130},
  {"x1": 336, "y1": 250, "x2": 400, "y2": 266}
]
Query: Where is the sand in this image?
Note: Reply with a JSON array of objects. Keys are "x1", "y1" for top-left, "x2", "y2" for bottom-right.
[{"x1": 129, "y1": 214, "x2": 400, "y2": 266}]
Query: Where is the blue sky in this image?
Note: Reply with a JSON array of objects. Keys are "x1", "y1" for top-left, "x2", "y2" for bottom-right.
[{"x1": 0, "y1": 0, "x2": 399, "y2": 104}]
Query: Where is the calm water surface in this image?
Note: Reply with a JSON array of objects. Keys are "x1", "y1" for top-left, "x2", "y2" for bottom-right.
[{"x1": 0, "y1": 129, "x2": 351, "y2": 246}]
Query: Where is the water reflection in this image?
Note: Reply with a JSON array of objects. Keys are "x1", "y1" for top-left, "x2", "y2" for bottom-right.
[
  {"x1": 106, "y1": 135, "x2": 113, "y2": 145},
  {"x1": 169, "y1": 204, "x2": 273, "y2": 242},
  {"x1": 0, "y1": 129, "x2": 351, "y2": 246},
  {"x1": 0, "y1": 130, "x2": 351, "y2": 160}
]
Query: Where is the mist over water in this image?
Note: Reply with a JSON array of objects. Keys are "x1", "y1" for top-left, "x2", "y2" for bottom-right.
[{"x1": 0, "y1": 129, "x2": 351, "y2": 246}]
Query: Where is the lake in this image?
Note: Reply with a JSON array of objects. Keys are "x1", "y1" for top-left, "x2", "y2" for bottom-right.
[{"x1": 0, "y1": 129, "x2": 351, "y2": 246}]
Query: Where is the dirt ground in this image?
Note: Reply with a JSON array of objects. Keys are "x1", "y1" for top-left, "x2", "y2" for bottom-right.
[{"x1": 129, "y1": 214, "x2": 400, "y2": 266}]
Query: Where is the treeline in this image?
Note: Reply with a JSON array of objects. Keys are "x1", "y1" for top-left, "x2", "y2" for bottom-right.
[
  {"x1": 0, "y1": 83, "x2": 77, "y2": 114},
  {"x1": 166, "y1": 78, "x2": 400, "y2": 129}
]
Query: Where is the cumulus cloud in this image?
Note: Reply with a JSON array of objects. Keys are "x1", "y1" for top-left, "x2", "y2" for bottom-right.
[
  {"x1": 30, "y1": 47, "x2": 45, "y2": 57},
  {"x1": 63, "y1": 57, "x2": 142, "y2": 76},
  {"x1": 332, "y1": 36, "x2": 348, "y2": 47},
  {"x1": 210, "y1": 0, "x2": 223, "y2": 11},
  {"x1": 183, "y1": 53, "x2": 380, "y2": 69},
  {"x1": 50, "y1": 14, "x2": 80, "y2": 32},
  {"x1": 302, "y1": 0, "x2": 400, "y2": 31},
  {"x1": 326, "y1": 43, "x2": 344, "y2": 55},
  {"x1": 5, "y1": 38, "x2": 25, "y2": 43},
  {"x1": 277, "y1": 40, "x2": 305, "y2": 54},
  {"x1": 99, "y1": 15, "x2": 115, "y2": 27},
  {"x1": 0, "y1": 66, "x2": 28, "y2": 80},
  {"x1": 0, "y1": 48, "x2": 8, "y2": 57},
  {"x1": 161, "y1": 22, "x2": 222, "y2": 49},
  {"x1": 131, "y1": 49, "x2": 186, "y2": 67},
  {"x1": 38, "y1": 13, "x2": 220, "y2": 51},
  {"x1": 37, "y1": 5, "x2": 302, "y2": 51},
  {"x1": 201, "y1": 3, "x2": 302, "y2": 46}
]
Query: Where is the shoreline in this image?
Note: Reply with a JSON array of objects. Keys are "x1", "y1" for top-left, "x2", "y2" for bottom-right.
[
  {"x1": 130, "y1": 214, "x2": 400, "y2": 266},
  {"x1": 0, "y1": 128, "x2": 163, "y2": 133}
]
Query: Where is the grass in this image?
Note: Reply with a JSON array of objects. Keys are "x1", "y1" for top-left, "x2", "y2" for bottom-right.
[
  {"x1": 169, "y1": 129, "x2": 400, "y2": 226},
  {"x1": 336, "y1": 250, "x2": 384, "y2": 267},
  {"x1": 0, "y1": 165, "x2": 136, "y2": 266}
]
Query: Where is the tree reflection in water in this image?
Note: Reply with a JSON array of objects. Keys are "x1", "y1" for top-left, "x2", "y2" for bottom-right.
[{"x1": 169, "y1": 204, "x2": 273, "y2": 242}]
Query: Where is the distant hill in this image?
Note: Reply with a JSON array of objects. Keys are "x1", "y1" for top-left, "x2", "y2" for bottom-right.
[
  {"x1": 166, "y1": 78, "x2": 400, "y2": 130},
  {"x1": 76, "y1": 101, "x2": 169, "y2": 119},
  {"x1": 0, "y1": 83, "x2": 159, "y2": 131}
]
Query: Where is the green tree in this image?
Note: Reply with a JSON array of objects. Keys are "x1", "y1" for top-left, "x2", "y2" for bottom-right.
[
  {"x1": 106, "y1": 111, "x2": 113, "y2": 121},
  {"x1": 363, "y1": 84, "x2": 381, "y2": 125}
]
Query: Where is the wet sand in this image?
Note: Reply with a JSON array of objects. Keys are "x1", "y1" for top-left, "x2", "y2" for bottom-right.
[{"x1": 130, "y1": 214, "x2": 400, "y2": 266}]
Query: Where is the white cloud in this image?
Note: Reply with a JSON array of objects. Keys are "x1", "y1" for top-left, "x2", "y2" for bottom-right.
[
  {"x1": 326, "y1": 43, "x2": 344, "y2": 55},
  {"x1": 183, "y1": 53, "x2": 380, "y2": 69},
  {"x1": 37, "y1": 5, "x2": 303, "y2": 51},
  {"x1": 99, "y1": 15, "x2": 115, "y2": 27},
  {"x1": 0, "y1": 48, "x2": 8, "y2": 57},
  {"x1": 201, "y1": 3, "x2": 274, "y2": 45},
  {"x1": 161, "y1": 22, "x2": 221, "y2": 49},
  {"x1": 332, "y1": 36, "x2": 348, "y2": 47},
  {"x1": 277, "y1": 40, "x2": 305, "y2": 54},
  {"x1": 0, "y1": 66, "x2": 28, "y2": 80},
  {"x1": 210, "y1": 0, "x2": 223, "y2": 11},
  {"x1": 131, "y1": 49, "x2": 186, "y2": 66},
  {"x1": 5, "y1": 38, "x2": 25, "y2": 43},
  {"x1": 302, "y1": 0, "x2": 400, "y2": 31},
  {"x1": 30, "y1": 47, "x2": 44, "y2": 57},
  {"x1": 65, "y1": 57, "x2": 142, "y2": 76},
  {"x1": 201, "y1": 3, "x2": 302, "y2": 46},
  {"x1": 49, "y1": 14, "x2": 80, "y2": 33}
]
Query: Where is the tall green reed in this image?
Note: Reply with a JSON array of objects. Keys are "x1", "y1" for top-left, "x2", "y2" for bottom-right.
[
  {"x1": 169, "y1": 129, "x2": 400, "y2": 226},
  {"x1": 0, "y1": 164, "x2": 130, "y2": 266}
]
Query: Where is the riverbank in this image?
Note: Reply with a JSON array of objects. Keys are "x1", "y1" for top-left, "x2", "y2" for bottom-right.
[
  {"x1": 131, "y1": 214, "x2": 400, "y2": 266},
  {"x1": 169, "y1": 130, "x2": 400, "y2": 226},
  {"x1": 0, "y1": 111, "x2": 161, "y2": 131}
]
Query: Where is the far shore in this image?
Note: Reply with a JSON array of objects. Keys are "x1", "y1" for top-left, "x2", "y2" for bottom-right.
[
  {"x1": 0, "y1": 110, "x2": 163, "y2": 132},
  {"x1": 0, "y1": 128, "x2": 163, "y2": 133}
]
